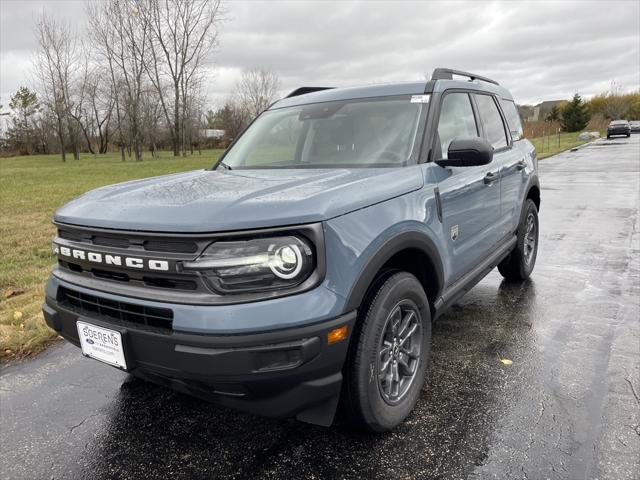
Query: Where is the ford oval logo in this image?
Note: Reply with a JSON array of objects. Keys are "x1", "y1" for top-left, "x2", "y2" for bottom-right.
[{"x1": 86, "y1": 338, "x2": 94, "y2": 345}]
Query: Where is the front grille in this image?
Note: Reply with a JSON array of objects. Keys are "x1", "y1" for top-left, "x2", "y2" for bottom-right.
[
  {"x1": 58, "y1": 286, "x2": 173, "y2": 331},
  {"x1": 57, "y1": 228, "x2": 198, "y2": 253},
  {"x1": 59, "y1": 229, "x2": 83, "y2": 242},
  {"x1": 142, "y1": 276, "x2": 198, "y2": 290},
  {"x1": 143, "y1": 240, "x2": 198, "y2": 253},
  {"x1": 55, "y1": 226, "x2": 208, "y2": 293},
  {"x1": 92, "y1": 235, "x2": 130, "y2": 248},
  {"x1": 59, "y1": 259, "x2": 200, "y2": 292}
]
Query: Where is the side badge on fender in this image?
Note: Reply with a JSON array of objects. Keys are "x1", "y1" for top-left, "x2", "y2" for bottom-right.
[{"x1": 451, "y1": 225, "x2": 459, "y2": 241}]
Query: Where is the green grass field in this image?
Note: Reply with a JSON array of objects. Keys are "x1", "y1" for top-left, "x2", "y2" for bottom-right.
[
  {"x1": 0, "y1": 150, "x2": 222, "y2": 360},
  {"x1": 530, "y1": 131, "x2": 600, "y2": 159},
  {"x1": 0, "y1": 132, "x2": 597, "y2": 361}
]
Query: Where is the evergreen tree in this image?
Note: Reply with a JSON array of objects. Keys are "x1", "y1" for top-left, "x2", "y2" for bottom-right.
[
  {"x1": 8, "y1": 87, "x2": 40, "y2": 154},
  {"x1": 561, "y1": 94, "x2": 590, "y2": 132},
  {"x1": 545, "y1": 105, "x2": 561, "y2": 123}
]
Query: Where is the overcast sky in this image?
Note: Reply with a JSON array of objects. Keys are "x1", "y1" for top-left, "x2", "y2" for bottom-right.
[{"x1": 1, "y1": 0, "x2": 639, "y2": 110}]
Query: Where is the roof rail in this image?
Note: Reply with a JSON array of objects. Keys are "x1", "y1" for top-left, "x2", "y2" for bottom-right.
[
  {"x1": 285, "y1": 87, "x2": 335, "y2": 98},
  {"x1": 431, "y1": 68, "x2": 499, "y2": 86}
]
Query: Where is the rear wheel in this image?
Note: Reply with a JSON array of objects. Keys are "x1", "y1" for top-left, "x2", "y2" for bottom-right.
[
  {"x1": 343, "y1": 271, "x2": 431, "y2": 432},
  {"x1": 498, "y1": 199, "x2": 539, "y2": 281}
]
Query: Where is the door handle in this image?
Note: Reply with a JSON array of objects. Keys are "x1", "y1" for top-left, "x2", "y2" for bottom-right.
[
  {"x1": 516, "y1": 159, "x2": 526, "y2": 171},
  {"x1": 484, "y1": 171, "x2": 499, "y2": 185}
]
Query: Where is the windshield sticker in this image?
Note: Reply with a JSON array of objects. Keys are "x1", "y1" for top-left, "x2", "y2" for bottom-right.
[{"x1": 410, "y1": 95, "x2": 430, "y2": 103}]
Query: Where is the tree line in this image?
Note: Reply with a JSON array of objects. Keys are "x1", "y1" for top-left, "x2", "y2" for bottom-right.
[
  {"x1": 2, "y1": 0, "x2": 282, "y2": 161},
  {"x1": 560, "y1": 90, "x2": 639, "y2": 132},
  {"x1": 524, "y1": 87, "x2": 640, "y2": 134}
]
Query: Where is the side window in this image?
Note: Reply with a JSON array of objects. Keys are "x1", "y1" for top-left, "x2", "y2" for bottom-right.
[
  {"x1": 499, "y1": 98, "x2": 523, "y2": 141},
  {"x1": 474, "y1": 94, "x2": 508, "y2": 150},
  {"x1": 436, "y1": 93, "x2": 478, "y2": 159}
]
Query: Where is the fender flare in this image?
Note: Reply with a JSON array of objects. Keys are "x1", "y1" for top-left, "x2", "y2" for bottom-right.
[
  {"x1": 343, "y1": 230, "x2": 444, "y2": 313},
  {"x1": 525, "y1": 175, "x2": 541, "y2": 211}
]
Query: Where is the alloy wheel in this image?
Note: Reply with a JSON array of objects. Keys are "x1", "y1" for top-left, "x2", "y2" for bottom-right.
[
  {"x1": 524, "y1": 212, "x2": 537, "y2": 265},
  {"x1": 377, "y1": 300, "x2": 422, "y2": 405}
]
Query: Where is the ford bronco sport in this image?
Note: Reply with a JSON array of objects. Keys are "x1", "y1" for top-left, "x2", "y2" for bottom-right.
[{"x1": 44, "y1": 68, "x2": 540, "y2": 432}]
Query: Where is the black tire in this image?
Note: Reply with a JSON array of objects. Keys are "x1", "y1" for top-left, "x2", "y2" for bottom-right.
[
  {"x1": 498, "y1": 199, "x2": 539, "y2": 281},
  {"x1": 343, "y1": 271, "x2": 431, "y2": 432}
]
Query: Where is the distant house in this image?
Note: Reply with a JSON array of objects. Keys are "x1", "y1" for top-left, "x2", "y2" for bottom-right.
[
  {"x1": 534, "y1": 100, "x2": 568, "y2": 122},
  {"x1": 200, "y1": 129, "x2": 225, "y2": 140},
  {"x1": 518, "y1": 105, "x2": 536, "y2": 122},
  {"x1": 518, "y1": 100, "x2": 568, "y2": 122}
]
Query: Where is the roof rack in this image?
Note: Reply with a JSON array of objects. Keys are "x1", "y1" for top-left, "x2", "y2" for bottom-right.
[
  {"x1": 285, "y1": 87, "x2": 335, "y2": 98},
  {"x1": 431, "y1": 68, "x2": 499, "y2": 86}
]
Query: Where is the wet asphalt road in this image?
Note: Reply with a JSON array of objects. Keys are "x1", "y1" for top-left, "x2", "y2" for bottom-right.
[{"x1": 2, "y1": 136, "x2": 639, "y2": 480}]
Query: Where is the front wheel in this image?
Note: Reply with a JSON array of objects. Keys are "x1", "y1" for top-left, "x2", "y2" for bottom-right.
[
  {"x1": 343, "y1": 272, "x2": 431, "y2": 432},
  {"x1": 498, "y1": 199, "x2": 539, "y2": 281}
]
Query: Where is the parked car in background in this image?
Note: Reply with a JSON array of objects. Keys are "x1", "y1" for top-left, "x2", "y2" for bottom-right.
[
  {"x1": 629, "y1": 120, "x2": 640, "y2": 133},
  {"x1": 607, "y1": 120, "x2": 631, "y2": 138},
  {"x1": 44, "y1": 68, "x2": 540, "y2": 432}
]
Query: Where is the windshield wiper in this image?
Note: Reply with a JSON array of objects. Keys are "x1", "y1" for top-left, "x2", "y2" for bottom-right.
[{"x1": 217, "y1": 161, "x2": 232, "y2": 171}]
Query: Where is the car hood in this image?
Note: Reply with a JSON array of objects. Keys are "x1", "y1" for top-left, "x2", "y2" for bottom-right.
[{"x1": 54, "y1": 167, "x2": 424, "y2": 232}]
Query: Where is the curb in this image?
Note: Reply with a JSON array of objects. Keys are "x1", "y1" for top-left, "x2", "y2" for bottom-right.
[
  {"x1": 538, "y1": 137, "x2": 599, "y2": 160},
  {"x1": 569, "y1": 138, "x2": 600, "y2": 152}
]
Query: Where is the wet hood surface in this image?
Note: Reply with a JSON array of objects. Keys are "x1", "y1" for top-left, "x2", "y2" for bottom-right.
[{"x1": 54, "y1": 167, "x2": 424, "y2": 232}]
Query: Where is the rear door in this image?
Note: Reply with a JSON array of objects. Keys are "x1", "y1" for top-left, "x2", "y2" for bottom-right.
[
  {"x1": 472, "y1": 93, "x2": 522, "y2": 238},
  {"x1": 433, "y1": 91, "x2": 502, "y2": 285},
  {"x1": 498, "y1": 98, "x2": 529, "y2": 234}
]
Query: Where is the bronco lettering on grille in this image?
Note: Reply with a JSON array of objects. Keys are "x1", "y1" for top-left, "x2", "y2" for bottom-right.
[{"x1": 53, "y1": 243, "x2": 170, "y2": 271}]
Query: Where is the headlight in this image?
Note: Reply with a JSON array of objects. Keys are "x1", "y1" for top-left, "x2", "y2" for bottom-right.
[{"x1": 181, "y1": 236, "x2": 315, "y2": 293}]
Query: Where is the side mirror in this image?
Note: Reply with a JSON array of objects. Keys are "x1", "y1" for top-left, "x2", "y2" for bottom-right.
[{"x1": 435, "y1": 137, "x2": 493, "y2": 168}]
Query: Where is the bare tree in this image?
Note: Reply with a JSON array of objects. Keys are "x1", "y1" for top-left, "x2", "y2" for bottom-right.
[
  {"x1": 71, "y1": 63, "x2": 114, "y2": 155},
  {"x1": 601, "y1": 81, "x2": 632, "y2": 120},
  {"x1": 88, "y1": 68, "x2": 115, "y2": 154},
  {"x1": 140, "y1": 0, "x2": 222, "y2": 156},
  {"x1": 33, "y1": 14, "x2": 81, "y2": 161},
  {"x1": 23, "y1": 1, "x2": 225, "y2": 159},
  {"x1": 140, "y1": 84, "x2": 164, "y2": 157},
  {"x1": 68, "y1": 51, "x2": 94, "y2": 154},
  {"x1": 235, "y1": 67, "x2": 280, "y2": 120},
  {"x1": 209, "y1": 96, "x2": 250, "y2": 144},
  {"x1": 88, "y1": 0, "x2": 150, "y2": 161}
]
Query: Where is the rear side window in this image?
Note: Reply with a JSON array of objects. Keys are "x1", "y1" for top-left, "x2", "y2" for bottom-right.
[
  {"x1": 436, "y1": 93, "x2": 478, "y2": 159},
  {"x1": 499, "y1": 99, "x2": 523, "y2": 141},
  {"x1": 474, "y1": 94, "x2": 508, "y2": 150}
]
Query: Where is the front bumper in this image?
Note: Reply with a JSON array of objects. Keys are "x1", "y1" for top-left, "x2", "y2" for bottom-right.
[{"x1": 43, "y1": 283, "x2": 356, "y2": 426}]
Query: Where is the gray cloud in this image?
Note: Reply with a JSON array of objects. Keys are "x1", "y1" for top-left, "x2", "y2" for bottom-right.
[{"x1": 1, "y1": 0, "x2": 638, "y2": 109}]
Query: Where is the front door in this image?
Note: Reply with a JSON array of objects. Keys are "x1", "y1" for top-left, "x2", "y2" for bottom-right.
[{"x1": 432, "y1": 91, "x2": 502, "y2": 286}]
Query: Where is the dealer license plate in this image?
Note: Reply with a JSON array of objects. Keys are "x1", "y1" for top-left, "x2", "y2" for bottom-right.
[{"x1": 76, "y1": 321, "x2": 127, "y2": 369}]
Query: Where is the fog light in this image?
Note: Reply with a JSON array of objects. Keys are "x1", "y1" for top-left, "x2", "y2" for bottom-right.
[{"x1": 327, "y1": 325, "x2": 348, "y2": 345}]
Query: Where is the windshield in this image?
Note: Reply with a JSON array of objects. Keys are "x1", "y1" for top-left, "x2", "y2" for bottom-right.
[
  {"x1": 217, "y1": 95, "x2": 427, "y2": 169},
  {"x1": 611, "y1": 120, "x2": 628, "y2": 125}
]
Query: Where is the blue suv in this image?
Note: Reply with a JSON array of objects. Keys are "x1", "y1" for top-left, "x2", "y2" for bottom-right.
[{"x1": 43, "y1": 68, "x2": 539, "y2": 432}]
